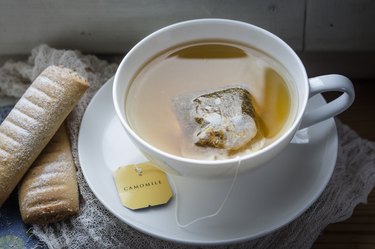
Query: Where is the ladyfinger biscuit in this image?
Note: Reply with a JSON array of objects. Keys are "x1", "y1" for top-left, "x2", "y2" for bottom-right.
[
  {"x1": 18, "y1": 123, "x2": 79, "y2": 225},
  {"x1": 0, "y1": 65, "x2": 88, "y2": 207}
]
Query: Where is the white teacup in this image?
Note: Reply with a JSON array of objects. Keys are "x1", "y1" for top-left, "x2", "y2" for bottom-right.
[{"x1": 113, "y1": 19, "x2": 354, "y2": 178}]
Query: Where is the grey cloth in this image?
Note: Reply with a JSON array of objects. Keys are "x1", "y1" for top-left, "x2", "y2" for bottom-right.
[{"x1": 1, "y1": 45, "x2": 374, "y2": 249}]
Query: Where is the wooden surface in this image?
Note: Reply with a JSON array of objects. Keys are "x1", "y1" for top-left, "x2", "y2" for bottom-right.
[
  {"x1": 312, "y1": 79, "x2": 375, "y2": 249},
  {"x1": 1, "y1": 0, "x2": 375, "y2": 56},
  {"x1": 0, "y1": 0, "x2": 305, "y2": 55},
  {"x1": 305, "y1": 0, "x2": 375, "y2": 51},
  {"x1": 1, "y1": 1, "x2": 375, "y2": 78}
]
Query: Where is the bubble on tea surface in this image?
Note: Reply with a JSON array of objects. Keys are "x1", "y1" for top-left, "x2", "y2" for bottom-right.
[{"x1": 172, "y1": 85, "x2": 265, "y2": 160}]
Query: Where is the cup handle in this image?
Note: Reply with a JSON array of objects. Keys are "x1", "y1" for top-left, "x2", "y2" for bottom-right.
[{"x1": 299, "y1": 74, "x2": 355, "y2": 129}]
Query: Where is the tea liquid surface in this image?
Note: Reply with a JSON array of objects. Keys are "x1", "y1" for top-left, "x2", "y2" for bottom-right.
[{"x1": 126, "y1": 41, "x2": 294, "y2": 158}]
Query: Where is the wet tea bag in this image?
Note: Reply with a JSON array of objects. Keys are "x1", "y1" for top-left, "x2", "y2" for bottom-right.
[{"x1": 172, "y1": 85, "x2": 265, "y2": 160}]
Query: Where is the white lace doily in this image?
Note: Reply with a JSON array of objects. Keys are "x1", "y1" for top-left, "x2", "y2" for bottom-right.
[{"x1": 1, "y1": 45, "x2": 374, "y2": 249}]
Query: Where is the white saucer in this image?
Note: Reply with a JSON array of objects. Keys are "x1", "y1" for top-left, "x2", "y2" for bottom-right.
[{"x1": 78, "y1": 77, "x2": 338, "y2": 245}]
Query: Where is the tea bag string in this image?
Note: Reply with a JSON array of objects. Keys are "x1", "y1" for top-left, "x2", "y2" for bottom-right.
[
  {"x1": 172, "y1": 158, "x2": 241, "y2": 228},
  {"x1": 134, "y1": 164, "x2": 143, "y2": 176}
]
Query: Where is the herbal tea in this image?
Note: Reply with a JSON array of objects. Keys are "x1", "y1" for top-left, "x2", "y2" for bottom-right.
[{"x1": 125, "y1": 41, "x2": 296, "y2": 159}]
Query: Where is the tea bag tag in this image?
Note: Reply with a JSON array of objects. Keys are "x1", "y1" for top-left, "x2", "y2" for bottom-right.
[{"x1": 114, "y1": 162, "x2": 173, "y2": 210}]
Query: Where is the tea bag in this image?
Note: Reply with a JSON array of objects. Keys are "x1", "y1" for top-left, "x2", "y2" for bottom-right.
[{"x1": 172, "y1": 85, "x2": 265, "y2": 160}]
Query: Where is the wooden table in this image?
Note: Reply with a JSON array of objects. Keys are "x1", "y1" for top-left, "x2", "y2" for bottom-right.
[{"x1": 312, "y1": 79, "x2": 375, "y2": 249}]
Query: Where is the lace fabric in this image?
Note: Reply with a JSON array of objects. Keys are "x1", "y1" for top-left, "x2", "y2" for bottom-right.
[{"x1": 0, "y1": 45, "x2": 374, "y2": 249}]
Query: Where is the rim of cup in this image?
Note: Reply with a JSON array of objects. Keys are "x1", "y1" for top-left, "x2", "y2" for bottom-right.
[{"x1": 113, "y1": 18, "x2": 309, "y2": 167}]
